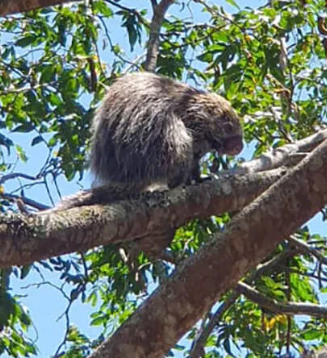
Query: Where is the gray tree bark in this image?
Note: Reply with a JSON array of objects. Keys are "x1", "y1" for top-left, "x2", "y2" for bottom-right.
[
  {"x1": 0, "y1": 169, "x2": 283, "y2": 267},
  {"x1": 87, "y1": 138, "x2": 327, "y2": 358}
]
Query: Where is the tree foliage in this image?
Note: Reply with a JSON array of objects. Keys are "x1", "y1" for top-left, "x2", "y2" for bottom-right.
[{"x1": 0, "y1": 0, "x2": 327, "y2": 357}]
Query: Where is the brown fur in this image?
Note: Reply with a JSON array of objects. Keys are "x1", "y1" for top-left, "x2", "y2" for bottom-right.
[{"x1": 55, "y1": 72, "x2": 243, "y2": 210}]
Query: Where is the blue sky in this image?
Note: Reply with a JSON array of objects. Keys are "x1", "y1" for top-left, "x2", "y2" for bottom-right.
[{"x1": 3, "y1": 0, "x2": 327, "y2": 357}]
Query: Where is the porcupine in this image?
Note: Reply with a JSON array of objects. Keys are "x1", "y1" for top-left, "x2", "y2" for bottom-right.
[{"x1": 55, "y1": 72, "x2": 243, "y2": 210}]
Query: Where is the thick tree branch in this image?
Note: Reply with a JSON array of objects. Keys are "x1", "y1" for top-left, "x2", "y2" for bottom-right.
[
  {"x1": 235, "y1": 130, "x2": 327, "y2": 174},
  {"x1": 150, "y1": 0, "x2": 158, "y2": 9},
  {"x1": 188, "y1": 248, "x2": 300, "y2": 358},
  {"x1": 237, "y1": 283, "x2": 327, "y2": 318},
  {"x1": 0, "y1": 131, "x2": 325, "y2": 268},
  {"x1": 0, "y1": 0, "x2": 79, "y2": 16},
  {"x1": 86, "y1": 137, "x2": 327, "y2": 358},
  {"x1": 144, "y1": 0, "x2": 175, "y2": 72},
  {"x1": 0, "y1": 168, "x2": 284, "y2": 267}
]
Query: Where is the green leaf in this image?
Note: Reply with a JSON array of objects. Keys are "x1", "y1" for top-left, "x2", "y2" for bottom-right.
[
  {"x1": 40, "y1": 64, "x2": 56, "y2": 83},
  {"x1": 31, "y1": 136, "x2": 43, "y2": 146},
  {"x1": 15, "y1": 145, "x2": 28, "y2": 162},
  {"x1": 225, "y1": 0, "x2": 240, "y2": 10},
  {"x1": 15, "y1": 35, "x2": 37, "y2": 47},
  {"x1": 303, "y1": 329, "x2": 324, "y2": 340},
  {"x1": 64, "y1": 78, "x2": 78, "y2": 94},
  {"x1": 12, "y1": 122, "x2": 34, "y2": 133},
  {"x1": 126, "y1": 22, "x2": 137, "y2": 51},
  {"x1": 20, "y1": 265, "x2": 32, "y2": 279},
  {"x1": 197, "y1": 52, "x2": 214, "y2": 63},
  {"x1": 90, "y1": 315, "x2": 107, "y2": 326},
  {"x1": 0, "y1": 133, "x2": 13, "y2": 154},
  {"x1": 48, "y1": 92, "x2": 62, "y2": 106},
  {"x1": 93, "y1": 1, "x2": 113, "y2": 17}
]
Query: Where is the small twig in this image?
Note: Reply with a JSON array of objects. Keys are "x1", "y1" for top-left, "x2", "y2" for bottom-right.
[
  {"x1": 285, "y1": 256, "x2": 292, "y2": 355},
  {"x1": 104, "y1": 0, "x2": 149, "y2": 28},
  {"x1": 307, "y1": 239, "x2": 327, "y2": 245},
  {"x1": 98, "y1": 16, "x2": 143, "y2": 67},
  {"x1": 54, "y1": 300, "x2": 73, "y2": 358},
  {"x1": 42, "y1": 177, "x2": 55, "y2": 207},
  {"x1": 288, "y1": 236, "x2": 327, "y2": 266},
  {"x1": 52, "y1": 174, "x2": 63, "y2": 201},
  {"x1": 21, "y1": 280, "x2": 70, "y2": 300},
  {"x1": 233, "y1": 129, "x2": 327, "y2": 175},
  {"x1": 21, "y1": 276, "x2": 76, "y2": 354},
  {"x1": 0, "y1": 82, "x2": 56, "y2": 95},
  {"x1": 189, "y1": 292, "x2": 238, "y2": 358},
  {"x1": 16, "y1": 198, "x2": 29, "y2": 214},
  {"x1": 144, "y1": 0, "x2": 175, "y2": 72},
  {"x1": 252, "y1": 248, "x2": 301, "y2": 280},
  {"x1": 0, "y1": 172, "x2": 39, "y2": 185},
  {"x1": 237, "y1": 282, "x2": 327, "y2": 318},
  {"x1": 122, "y1": 53, "x2": 146, "y2": 74},
  {"x1": 10, "y1": 180, "x2": 46, "y2": 195},
  {"x1": 282, "y1": 267, "x2": 327, "y2": 283},
  {"x1": 1, "y1": 193, "x2": 50, "y2": 211}
]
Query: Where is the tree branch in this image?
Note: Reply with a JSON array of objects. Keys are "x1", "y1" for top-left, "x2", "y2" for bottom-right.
[
  {"x1": 189, "y1": 292, "x2": 239, "y2": 358},
  {"x1": 150, "y1": 0, "x2": 158, "y2": 10},
  {"x1": 288, "y1": 235, "x2": 327, "y2": 266},
  {"x1": 85, "y1": 135, "x2": 327, "y2": 358},
  {"x1": 0, "y1": 0, "x2": 80, "y2": 16},
  {"x1": 0, "y1": 172, "x2": 40, "y2": 185},
  {"x1": 1, "y1": 130, "x2": 324, "y2": 268},
  {"x1": 104, "y1": 0, "x2": 149, "y2": 29},
  {"x1": 144, "y1": 0, "x2": 175, "y2": 72},
  {"x1": 1, "y1": 193, "x2": 50, "y2": 211},
  {"x1": 188, "y1": 248, "x2": 300, "y2": 358},
  {"x1": 234, "y1": 130, "x2": 327, "y2": 174},
  {"x1": 0, "y1": 168, "x2": 284, "y2": 267},
  {"x1": 237, "y1": 283, "x2": 327, "y2": 318}
]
